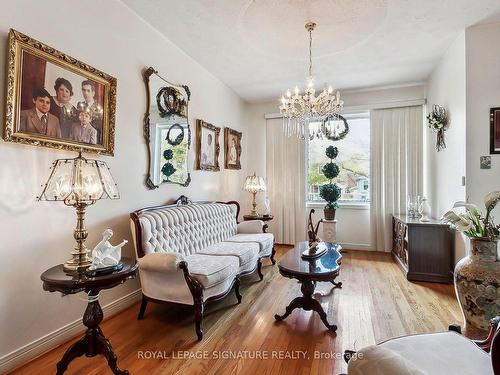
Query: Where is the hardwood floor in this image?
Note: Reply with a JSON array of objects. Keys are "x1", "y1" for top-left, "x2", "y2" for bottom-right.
[{"x1": 11, "y1": 246, "x2": 461, "y2": 375}]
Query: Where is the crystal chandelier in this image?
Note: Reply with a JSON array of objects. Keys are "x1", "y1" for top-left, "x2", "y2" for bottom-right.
[{"x1": 279, "y1": 22, "x2": 344, "y2": 140}]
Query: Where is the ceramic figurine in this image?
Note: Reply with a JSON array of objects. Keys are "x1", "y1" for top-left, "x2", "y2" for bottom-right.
[
  {"x1": 89, "y1": 229, "x2": 128, "y2": 270},
  {"x1": 419, "y1": 197, "x2": 430, "y2": 222}
]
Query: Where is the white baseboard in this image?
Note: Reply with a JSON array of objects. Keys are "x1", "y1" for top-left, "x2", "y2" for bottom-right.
[
  {"x1": 338, "y1": 242, "x2": 374, "y2": 251},
  {"x1": 1, "y1": 289, "x2": 142, "y2": 374}
]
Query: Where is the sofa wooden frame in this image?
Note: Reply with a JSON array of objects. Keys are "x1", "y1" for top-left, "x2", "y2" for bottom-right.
[{"x1": 130, "y1": 195, "x2": 276, "y2": 340}]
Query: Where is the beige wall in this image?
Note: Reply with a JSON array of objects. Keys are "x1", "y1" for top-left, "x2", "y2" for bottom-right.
[
  {"x1": 0, "y1": 0, "x2": 249, "y2": 371},
  {"x1": 424, "y1": 32, "x2": 467, "y2": 264},
  {"x1": 465, "y1": 22, "x2": 500, "y2": 219}
]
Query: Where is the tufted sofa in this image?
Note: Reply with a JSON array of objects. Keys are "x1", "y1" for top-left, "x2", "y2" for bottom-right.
[{"x1": 130, "y1": 197, "x2": 275, "y2": 340}]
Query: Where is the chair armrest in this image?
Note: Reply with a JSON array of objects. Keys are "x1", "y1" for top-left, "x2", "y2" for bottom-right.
[
  {"x1": 138, "y1": 252, "x2": 185, "y2": 272},
  {"x1": 474, "y1": 316, "x2": 500, "y2": 353},
  {"x1": 237, "y1": 220, "x2": 264, "y2": 234}
]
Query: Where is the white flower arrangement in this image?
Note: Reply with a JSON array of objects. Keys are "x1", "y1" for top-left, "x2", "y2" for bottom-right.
[{"x1": 442, "y1": 191, "x2": 500, "y2": 239}]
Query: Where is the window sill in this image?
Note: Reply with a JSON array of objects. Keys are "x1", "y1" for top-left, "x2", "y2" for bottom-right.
[{"x1": 306, "y1": 202, "x2": 370, "y2": 210}]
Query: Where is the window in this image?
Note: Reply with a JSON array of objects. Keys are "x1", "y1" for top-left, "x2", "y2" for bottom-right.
[{"x1": 307, "y1": 113, "x2": 370, "y2": 205}]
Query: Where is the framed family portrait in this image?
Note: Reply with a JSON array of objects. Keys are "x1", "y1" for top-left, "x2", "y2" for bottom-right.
[
  {"x1": 490, "y1": 107, "x2": 500, "y2": 154},
  {"x1": 196, "y1": 119, "x2": 220, "y2": 171},
  {"x1": 3, "y1": 29, "x2": 117, "y2": 155},
  {"x1": 224, "y1": 127, "x2": 242, "y2": 170}
]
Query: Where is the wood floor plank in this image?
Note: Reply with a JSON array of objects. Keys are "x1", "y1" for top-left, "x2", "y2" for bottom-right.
[{"x1": 9, "y1": 246, "x2": 461, "y2": 375}]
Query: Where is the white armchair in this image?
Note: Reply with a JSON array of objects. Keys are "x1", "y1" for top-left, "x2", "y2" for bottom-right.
[{"x1": 344, "y1": 317, "x2": 500, "y2": 375}]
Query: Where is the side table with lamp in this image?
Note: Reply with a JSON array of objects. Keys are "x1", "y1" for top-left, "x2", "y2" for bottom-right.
[
  {"x1": 242, "y1": 172, "x2": 273, "y2": 232},
  {"x1": 38, "y1": 152, "x2": 137, "y2": 375}
]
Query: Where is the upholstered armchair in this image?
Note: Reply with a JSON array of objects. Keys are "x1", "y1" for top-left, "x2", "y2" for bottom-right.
[{"x1": 344, "y1": 317, "x2": 500, "y2": 375}]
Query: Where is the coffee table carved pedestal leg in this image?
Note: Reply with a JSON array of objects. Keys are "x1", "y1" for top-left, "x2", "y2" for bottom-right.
[{"x1": 274, "y1": 279, "x2": 339, "y2": 331}]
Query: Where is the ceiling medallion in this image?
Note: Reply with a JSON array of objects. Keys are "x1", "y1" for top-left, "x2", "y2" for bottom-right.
[{"x1": 279, "y1": 22, "x2": 345, "y2": 140}]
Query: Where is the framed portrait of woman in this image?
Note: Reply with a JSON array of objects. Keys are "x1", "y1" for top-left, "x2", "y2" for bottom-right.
[
  {"x1": 3, "y1": 29, "x2": 117, "y2": 155},
  {"x1": 224, "y1": 127, "x2": 242, "y2": 170},
  {"x1": 195, "y1": 119, "x2": 220, "y2": 171}
]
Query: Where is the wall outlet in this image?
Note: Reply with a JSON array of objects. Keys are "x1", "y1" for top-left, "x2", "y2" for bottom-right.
[{"x1": 461, "y1": 176, "x2": 466, "y2": 186}]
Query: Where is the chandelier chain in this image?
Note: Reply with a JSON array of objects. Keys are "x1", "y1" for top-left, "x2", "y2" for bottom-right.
[{"x1": 309, "y1": 27, "x2": 313, "y2": 77}]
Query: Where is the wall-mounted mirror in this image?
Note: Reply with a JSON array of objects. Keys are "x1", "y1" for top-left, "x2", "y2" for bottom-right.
[{"x1": 143, "y1": 67, "x2": 191, "y2": 188}]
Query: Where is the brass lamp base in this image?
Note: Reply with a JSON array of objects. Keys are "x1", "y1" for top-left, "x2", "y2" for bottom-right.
[
  {"x1": 248, "y1": 192, "x2": 259, "y2": 217},
  {"x1": 63, "y1": 202, "x2": 93, "y2": 273},
  {"x1": 63, "y1": 250, "x2": 92, "y2": 272}
]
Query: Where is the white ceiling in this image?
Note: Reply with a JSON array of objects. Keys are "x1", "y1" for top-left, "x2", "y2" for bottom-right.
[{"x1": 123, "y1": 0, "x2": 500, "y2": 102}]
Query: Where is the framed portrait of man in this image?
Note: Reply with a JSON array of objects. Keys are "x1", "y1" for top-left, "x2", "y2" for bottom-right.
[
  {"x1": 195, "y1": 119, "x2": 220, "y2": 171},
  {"x1": 490, "y1": 107, "x2": 500, "y2": 154},
  {"x1": 224, "y1": 127, "x2": 242, "y2": 170},
  {"x1": 3, "y1": 29, "x2": 117, "y2": 155}
]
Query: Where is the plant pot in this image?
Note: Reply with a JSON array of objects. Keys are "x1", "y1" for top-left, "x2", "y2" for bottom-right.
[
  {"x1": 324, "y1": 208, "x2": 336, "y2": 221},
  {"x1": 454, "y1": 237, "x2": 500, "y2": 339}
]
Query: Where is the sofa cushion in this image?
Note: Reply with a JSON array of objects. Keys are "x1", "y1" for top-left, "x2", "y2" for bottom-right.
[
  {"x1": 184, "y1": 254, "x2": 239, "y2": 288},
  {"x1": 349, "y1": 331, "x2": 492, "y2": 375},
  {"x1": 225, "y1": 233, "x2": 274, "y2": 256},
  {"x1": 197, "y1": 241, "x2": 259, "y2": 268}
]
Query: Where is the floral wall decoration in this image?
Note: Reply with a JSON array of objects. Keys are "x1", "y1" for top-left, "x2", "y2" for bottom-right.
[{"x1": 427, "y1": 104, "x2": 448, "y2": 151}]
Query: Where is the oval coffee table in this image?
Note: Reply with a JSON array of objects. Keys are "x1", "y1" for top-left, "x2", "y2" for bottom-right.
[{"x1": 274, "y1": 241, "x2": 342, "y2": 331}]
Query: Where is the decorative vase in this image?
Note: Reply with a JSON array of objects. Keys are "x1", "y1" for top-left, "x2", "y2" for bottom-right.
[
  {"x1": 324, "y1": 208, "x2": 336, "y2": 221},
  {"x1": 454, "y1": 237, "x2": 500, "y2": 339},
  {"x1": 418, "y1": 197, "x2": 430, "y2": 222}
]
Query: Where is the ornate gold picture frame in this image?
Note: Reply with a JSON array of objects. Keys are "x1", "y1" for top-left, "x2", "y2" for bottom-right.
[
  {"x1": 3, "y1": 29, "x2": 117, "y2": 155},
  {"x1": 224, "y1": 127, "x2": 242, "y2": 170},
  {"x1": 196, "y1": 119, "x2": 220, "y2": 171}
]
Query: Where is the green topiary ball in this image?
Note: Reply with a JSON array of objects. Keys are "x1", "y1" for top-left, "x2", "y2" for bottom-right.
[
  {"x1": 325, "y1": 145, "x2": 338, "y2": 159},
  {"x1": 163, "y1": 149, "x2": 174, "y2": 160},
  {"x1": 319, "y1": 183, "x2": 342, "y2": 209},
  {"x1": 161, "y1": 162, "x2": 176, "y2": 177},
  {"x1": 322, "y1": 162, "x2": 340, "y2": 179}
]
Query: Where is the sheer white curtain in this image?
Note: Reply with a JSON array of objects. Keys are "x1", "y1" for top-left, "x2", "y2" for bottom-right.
[
  {"x1": 266, "y1": 118, "x2": 307, "y2": 245},
  {"x1": 371, "y1": 106, "x2": 423, "y2": 252}
]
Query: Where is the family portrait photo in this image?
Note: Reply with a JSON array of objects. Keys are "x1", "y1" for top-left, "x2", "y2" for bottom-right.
[
  {"x1": 224, "y1": 127, "x2": 242, "y2": 170},
  {"x1": 4, "y1": 29, "x2": 117, "y2": 155},
  {"x1": 196, "y1": 119, "x2": 220, "y2": 171}
]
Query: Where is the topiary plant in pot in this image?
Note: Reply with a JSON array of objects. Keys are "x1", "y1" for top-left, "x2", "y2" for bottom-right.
[{"x1": 319, "y1": 145, "x2": 342, "y2": 220}]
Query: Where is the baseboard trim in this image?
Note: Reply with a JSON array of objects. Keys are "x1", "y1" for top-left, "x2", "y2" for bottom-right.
[
  {"x1": 338, "y1": 242, "x2": 374, "y2": 251},
  {"x1": 1, "y1": 289, "x2": 142, "y2": 374}
]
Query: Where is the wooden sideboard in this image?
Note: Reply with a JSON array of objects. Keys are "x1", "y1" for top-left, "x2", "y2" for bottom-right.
[{"x1": 392, "y1": 214, "x2": 453, "y2": 283}]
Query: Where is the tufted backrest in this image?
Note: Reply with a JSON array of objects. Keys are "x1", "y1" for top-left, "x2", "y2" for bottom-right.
[{"x1": 133, "y1": 202, "x2": 237, "y2": 257}]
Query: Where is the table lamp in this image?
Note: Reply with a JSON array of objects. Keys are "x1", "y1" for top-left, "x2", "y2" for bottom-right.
[
  {"x1": 243, "y1": 172, "x2": 266, "y2": 217},
  {"x1": 38, "y1": 152, "x2": 119, "y2": 272}
]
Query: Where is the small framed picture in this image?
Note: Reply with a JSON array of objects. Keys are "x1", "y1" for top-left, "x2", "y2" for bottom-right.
[
  {"x1": 3, "y1": 29, "x2": 117, "y2": 155},
  {"x1": 196, "y1": 119, "x2": 220, "y2": 171},
  {"x1": 490, "y1": 107, "x2": 500, "y2": 154},
  {"x1": 224, "y1": 127, "x2": 242, "y2": 170},
  {"x1": 480, "y1": 156, "x2": 491, "y2": 169}
]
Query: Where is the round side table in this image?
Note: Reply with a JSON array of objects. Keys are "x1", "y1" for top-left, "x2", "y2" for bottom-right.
[
  {"x1": 242, "y1": 214, "x2": 273, "y2": 233},
  {"x1": 41, "y1": 257, "x2": 138, "y2": 375}
]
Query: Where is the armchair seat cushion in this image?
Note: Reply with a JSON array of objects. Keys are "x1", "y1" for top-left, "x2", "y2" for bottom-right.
[
  {"x1": 226, "y1": 233, "x2": 274, "y2": 257},
  {"x1": 348, "y1": 331, "x2": 492, "y2": 375},
  {"x1": 185, "y1": 254, "x2": 239, "y2": 288},
  {"x1": 197, "y1": 241, "x2": 259, "y2": 272}
]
